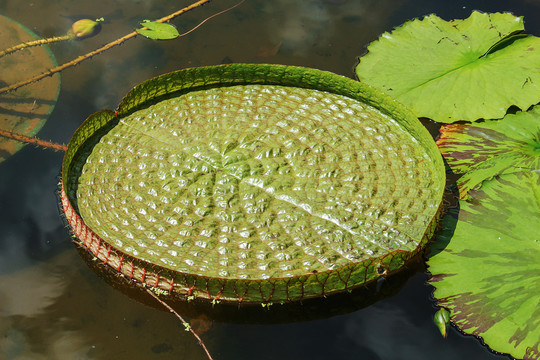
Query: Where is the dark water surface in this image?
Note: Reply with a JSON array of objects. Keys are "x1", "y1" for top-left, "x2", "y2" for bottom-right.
[{"x1": 1, "y1": 0, "x2": 538, "y2": 359}]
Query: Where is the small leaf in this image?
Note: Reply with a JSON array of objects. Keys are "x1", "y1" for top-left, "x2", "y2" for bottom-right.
[{"x1": 136, "y1": 21, "x2": 179, "y2": 40}]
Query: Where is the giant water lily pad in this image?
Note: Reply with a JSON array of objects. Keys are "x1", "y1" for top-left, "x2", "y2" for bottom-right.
[
  {"x1": 61, "y1": 64, "x2": 445, "y2": 303},
  {"x1": 428, "y1": 170, "x2": 540, "y2": 360},
  {"x1": 437, "y1": 106, "x2": 540, "y2": 198},
  {"x1": 355, "y1": 11, "x2": 540, "y2": 123},
  {"x1": 0, "y1": 14, "x2": 61, "y2": 163}
]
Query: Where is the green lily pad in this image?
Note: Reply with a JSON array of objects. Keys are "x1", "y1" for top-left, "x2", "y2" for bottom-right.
[
  {"x1": 0, "y1": 14, "x2": 61, "y2": 163},
  {"x1": 355, "y1": 11, "x2": 540, "y2": 123},
  {"x1": 137, "y1": 21, "x2": 179, "y2": 40},
  {"x1": 428, "y1": 170, "x2": 540, "y2": 360},
  {"x1": 62, "y1": 64, "x2": 445, "y2": 303},
  {"x1": 437, "y1": 106, "x2": 540, "y2": 198}
]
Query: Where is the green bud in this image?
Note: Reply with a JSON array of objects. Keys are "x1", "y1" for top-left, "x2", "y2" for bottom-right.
[
  {"x1": 69, "y1": 19, "x2": 102, "y2": 40},
  {"x1": 434, "y1": 308, "x2": 451, "y2": 338}
]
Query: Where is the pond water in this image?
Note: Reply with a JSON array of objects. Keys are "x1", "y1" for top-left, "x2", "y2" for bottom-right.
[{"x1": 0, "y1": 0, "x2": 538, "y2": 359}]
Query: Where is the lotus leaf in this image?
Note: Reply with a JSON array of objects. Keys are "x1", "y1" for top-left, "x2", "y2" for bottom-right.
[
  {"x1": 428, "y1": 171, "x2": 540, "y2": 360},
  {"x1": 355, "y1": 11, "x2": 540, "y2": 123},
  {"x1": 437, "y1": 105, "x2": 540, "y2": 198}
]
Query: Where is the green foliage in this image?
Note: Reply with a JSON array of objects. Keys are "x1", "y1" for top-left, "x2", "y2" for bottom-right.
[
  {"x1": 434, "y1": 308, "x2": 450, "y2": 338},
  {"x1": 44, "y1": 7, "x2": 538, "y2": 358},
  {"x1": 136, "y1": 21, "x2": 180, "y2": 40},
  {"x1": 62, "y1": 64, "x2": 445, "y2": 303},
  {"x1": 437, "y1": 105, "x2": 540, "y2": 199},
  {"x1": 428, "y1": 106, "x2": 539, "y2": 359},
  {"x1": 355, "y1": 11, "x2": 540, "y2": 123},
  {"x1": 428, "y1": 171, "x2": 540, "y2": 359},
  {"x1": 354, "y1": 10, "x2": 539, "y2": 358}
]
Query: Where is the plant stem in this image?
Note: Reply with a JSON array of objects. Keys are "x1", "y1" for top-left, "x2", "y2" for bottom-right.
[
  {"x1": 0, "y1": 35, "x2": 71, "y2": 58},
  {"x1": 145, "y1": 288, "x2": 214, "y2": 360},
  {"x1": 0, "y1": 128, "x2": 67, "y2": 151},
  {"x1": 178, "y1": 0, "x2": 246, "y2": 38},
  {"x1": 0, "y1": 0, "x2": 213, "y2": 95}
]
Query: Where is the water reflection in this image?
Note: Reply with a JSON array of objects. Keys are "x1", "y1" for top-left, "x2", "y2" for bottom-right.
[
  {"x1": 0, "y1": 251, "x2": 86, "y2": 359},
  {"x1": 76, "y1": 244, "x2": 424, "y2": 324},
  {"x1": 0, "y1": 249, "x2": 210, "y2": 359}
]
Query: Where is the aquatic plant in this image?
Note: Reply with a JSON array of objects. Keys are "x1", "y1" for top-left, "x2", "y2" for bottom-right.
[
  {"x1": 356, "y1": 11, "x2": 539, "y2": 359},
  {"x1": 0, "y1": 14, "x2": 61, "y2": 163},
  {"x1": 428, "y1": 107, "x2": 539, "y2": 360},
  {"x1": 1, "y1": 6, "x2": 538, "y2": 360},
  {"x1": 0, "y1": 18, "x2": 102, "y2": 58},
  {"x1": 60, "y1": 64, "x2": 445, "y2": 304},
  {"x1": 355, "y1": 11, "x2": 540, "y2": 123},
  {"x1": 136, "y1": 21, "x2": 180, "y2": 40},
  {"x1": 0, "y1": 0, "x2": 214, "y2": 96}
]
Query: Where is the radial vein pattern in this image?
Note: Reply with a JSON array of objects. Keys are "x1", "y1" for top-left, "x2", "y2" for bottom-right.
[{"x1": 76, "y1": 85, "x2": 439, "y2": 280}]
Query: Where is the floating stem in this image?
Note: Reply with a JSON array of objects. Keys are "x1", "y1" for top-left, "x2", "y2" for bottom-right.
[
  {"x1": 0, "y1": 0, "x2": 214, "y2": 95},
  {"x1": 0, "y1": 128, "x2": 67, "y2": 151},
  {"x1": 0, "y1": 18, "x2": 103, "y2": 58},
  {"x1": 0, "y1": 35, "x2": 71, "y2": 58}
]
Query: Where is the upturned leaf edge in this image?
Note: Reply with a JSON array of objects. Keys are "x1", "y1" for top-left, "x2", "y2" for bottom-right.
[{"x1": 60, "y1": 63, "x2": 446, "y2": 304}]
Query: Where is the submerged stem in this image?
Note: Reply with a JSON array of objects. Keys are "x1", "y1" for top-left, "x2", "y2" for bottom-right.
[
  {"x1": 0, "y1": 0, "x2": 213, "y2": 95},
  {"x1": 0, "y1": 35, "x2": 71, "y2": 58},
  {"x1": 145, "y1": 288, "x2": 214, "y2": 360},
  {"x1": 0, "y1": 128, "x2": 67, "y2": 151}
]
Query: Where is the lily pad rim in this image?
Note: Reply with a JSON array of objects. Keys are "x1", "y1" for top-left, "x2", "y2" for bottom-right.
[
  {"x1": 354, "y1": 10, "x2": 527, "y2": 64},
  {"x1": 427, "y1": 171, "x2": 540, "y2": 360},
  {"x1": 61, "y1": 187, "x2": 421, "y2": 303},
  {"x1": 63, "y1": 63, "x2": 445, "y2": 190},
  {"x1": 60, "y1": 63, "x2": 446, "y2": 302}
]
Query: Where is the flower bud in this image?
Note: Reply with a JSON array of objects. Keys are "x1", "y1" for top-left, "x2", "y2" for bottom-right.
[
  {"x1": 434, "y1": 308, "x2": 450, "y2": 338},
  {"x1": 69, "y1": 19, "x2": 102, "y2": 40}
]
